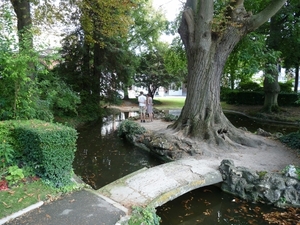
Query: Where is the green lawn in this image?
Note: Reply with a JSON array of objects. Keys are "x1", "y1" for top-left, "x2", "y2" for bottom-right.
[{"x1": 153, "y1": 96, "x2": 185, "y2": 110}]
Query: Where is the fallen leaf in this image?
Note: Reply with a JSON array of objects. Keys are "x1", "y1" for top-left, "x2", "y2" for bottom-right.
[{"x1": 8, "y1": 190, "x2": 15, "y2": 195}]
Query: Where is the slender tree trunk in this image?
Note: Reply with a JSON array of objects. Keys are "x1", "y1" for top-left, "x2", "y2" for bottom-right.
[
  {"x1": 123, "y1": 88, "x2": 129, "y2": 100},
  {"x1": 93, "y1": 42, "x2": 102, "y2": 103},
  {"x1": 294, "y1": 65, "x2": 299, "y2": 92},
  {"x1": 10, "y1": 0, "x2": 33, "y2": 49}
]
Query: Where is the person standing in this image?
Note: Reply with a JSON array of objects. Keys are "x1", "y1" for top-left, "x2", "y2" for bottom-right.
[
  {"x1": 138, "y1": 91, "x2": 146, "y2": 122},
  {"x1": 146, "y1": 93, "x2": 153, "y2": 122}
]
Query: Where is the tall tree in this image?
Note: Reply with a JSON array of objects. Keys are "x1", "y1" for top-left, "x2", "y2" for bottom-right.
[
  {"x1": 275, "y1": 0, "x2": 300, "y2": 92},
  {"x1": 169, "y1": 0, "x2": 286, "y2": 147},
  {"x1": 135, "y1": 43, "x2": 182, "y2": 98},
  {"x1": 262, "y1": 16, "x2": 282, "y2": 113}
]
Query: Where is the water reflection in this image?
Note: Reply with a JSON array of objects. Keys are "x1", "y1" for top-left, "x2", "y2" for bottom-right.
[
  {"x1": 73, "y1": 115, "x2": 162, "y2": 189},
  {"x1": 157, "y1": 185, "x2": 283, "y2": 225}
]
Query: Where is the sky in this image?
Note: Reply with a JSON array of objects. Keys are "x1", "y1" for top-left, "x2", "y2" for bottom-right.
[
  {"x1": 152, "y1": 0, "x2": 183, "y2": 21},
  {"x1": 152, "y1": 0, "x2": 183, "y2": 43}
]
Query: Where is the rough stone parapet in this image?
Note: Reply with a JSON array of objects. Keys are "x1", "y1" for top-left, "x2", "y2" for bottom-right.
[{"x1": 219, "y1": 159, "x2": 300, "y2": 208}]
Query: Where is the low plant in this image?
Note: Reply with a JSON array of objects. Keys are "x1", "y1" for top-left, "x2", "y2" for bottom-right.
[
  {"x1": 257, "y1": 171, "x2": 268, "y2": 179},
  {"x1": 5, "y1": 165, "x2": 25, "y2": 186},
  {"x1": 128, "y1": 206, "x2": 161, "y2": 225},
  {"x1": 0, "y1": 140, "x2": 15, "y2": 168},
  {"x1": 163, "y1": 114, "x2": 178, "y2": 122},
  {"x1": 279, "y1": 131, "x2": 300, "y2": 151}
]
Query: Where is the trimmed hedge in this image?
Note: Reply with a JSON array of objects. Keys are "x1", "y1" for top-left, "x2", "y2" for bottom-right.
[
  {"x1": 0, "y1": 120, "x2": 77, "y2": 187},
  {"x1": 225, "y1": 91, "x2": 264, "y2": 105},
  {"x1": 224, "y1": 90, "x2": 299, "y2": 106},
  {"x1": 278, "y1": 93, "x2": 299, "y2": 106}
]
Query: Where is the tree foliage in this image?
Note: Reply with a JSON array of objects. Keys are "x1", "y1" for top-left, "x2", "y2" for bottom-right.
[
  {"x1": 135, "y1": 43, "x2": 183, "y2": 98},
  {"x1": 269, "y1": 0, "x2": 300, "y2": 92},
  {"x1": 0, "y1": 5, "x2": 80, "y2": 121}
]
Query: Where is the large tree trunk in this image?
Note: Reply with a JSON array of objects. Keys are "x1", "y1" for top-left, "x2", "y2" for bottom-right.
[
  {"x1": 169, "y1": 0, "x2": 286, "y2": 148},
  {"x1": 170, "y1": 28, "x2": 248, "y2": 146}
]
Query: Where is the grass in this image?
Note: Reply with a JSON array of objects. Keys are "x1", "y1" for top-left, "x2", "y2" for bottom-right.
[
  {"x1": 0, "y1": 180, "x2": 61, "y2": 219},
  {"x1": 124, "y1": 96, "x2": 185, "y2": 110},
  {"x1": 153, "y1": 97, "x2": 185, "y2": 109}
]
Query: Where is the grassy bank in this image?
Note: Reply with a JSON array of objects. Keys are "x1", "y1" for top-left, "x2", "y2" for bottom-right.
[{"x1": 0, "y1": 180, "x2": 60, "y2": 219}]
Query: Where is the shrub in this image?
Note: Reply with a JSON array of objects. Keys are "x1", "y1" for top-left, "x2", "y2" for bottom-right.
[
  {"x1": 164, "y1": 114, "x2": 178, "y2": 122},
  {"x1": 0, "y1": 121, "x2": 19, "y2": 167},
  {"x1": 5, "y1": 165, "x2": 24, "y2": 186},
  {"x1": 220, "y1": 87, "x2": 232, "y2": 101},
  {"x1": 277, "y1": 93, "x2": 299, "y2": 106},
  {"x1": 238, "y1": 81, "x2": 262, "y2": 91},
  {"x1": 225, "y1": 91, "x2": 264, "y2": 105},
  {"x1": 225, "y1": 90, "x2": 299, "y2": 106},
  {"x1": 128, "y1": 206, "x2": 161, "y2": 225},
  {"x1": 0, "y1": 141, "x2": 14, "y2": 169},
  {"x1": 13, "y1": 120, "x2": 78, "y2": 187},
  {"x1": 279, "y1": 81, "x2": 293, "y2": 93},
  {"x1": 279, "y1": 131, "x2": 300, "y2": 150},
  {"x1": 118, "y1": 120, "x2": 146, "y2": 142}
]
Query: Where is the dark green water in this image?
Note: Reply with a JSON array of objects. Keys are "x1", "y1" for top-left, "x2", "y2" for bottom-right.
[
  {"x1": 156, "y1": 185, "x2": 284, "y2": 225},
  {"x1": 73, "y1": 117, "x2": 163, "y2": 189}
]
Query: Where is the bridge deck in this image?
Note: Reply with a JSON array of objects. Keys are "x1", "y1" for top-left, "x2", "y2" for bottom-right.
[{"x1": 97, "y1": 157, "x2": 223, "y2": 209}]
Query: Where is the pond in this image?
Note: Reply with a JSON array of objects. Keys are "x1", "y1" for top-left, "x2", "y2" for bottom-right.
[
  {"x1": 73, "y1": 111, "x2": 298, "y2": 224},
  {"x1": 73, "y1": 114, "x2": 163, "y2": 189},
  {"x1": 156, "y1": 185, "x2": 286, "y2": 225}
]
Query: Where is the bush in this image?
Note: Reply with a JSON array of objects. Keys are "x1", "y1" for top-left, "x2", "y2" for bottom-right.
[
  {"x1": 12, "y1": 120, "x2": 78, "y2": 187},
  {"x1": 0, "y1": 121, "x2": 20, "y2": 167},
  {"x1": 238, "y1": 81, "x2": 262, "y2": 91},
  {"x1": 279, "y1": 131, "x2": 300, "y2": 150},
  {"x1": 277, "y1": 93, "x2": 299, "y2": 106},
  {"x1": 164, "y1": 114, "x2": 178, "y2": 122},
  {"x1": 225, "y1": 90, "x2": 299, "y2": 106},
  {"x1": 279, "y1": 81, "x2": 293, "y2": 93},
  {"x1": 225, "y1": 90, "x2": 264, "y2": 105},
  {"x1": 128, "y1": 206, "x2": 161, "y2": 225},
  {"x1": 118, "y1": 120, "x2": 146, "y2": 142},
  {"x1": 220, "y1": 87, "x2": 232, "y2": 101}
]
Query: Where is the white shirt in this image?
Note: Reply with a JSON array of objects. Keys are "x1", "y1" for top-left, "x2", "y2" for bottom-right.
[{"x1": 138, "y1": 95, "x2": 146, "y2": 106}]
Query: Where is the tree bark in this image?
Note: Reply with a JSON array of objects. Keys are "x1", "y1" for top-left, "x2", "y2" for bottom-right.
[
  {"x1": 169, "y1": 0, "x2": 287, "y2": 147},
  {"x1": 10, "y1": 0, "x2": 33, "y2": 49}
]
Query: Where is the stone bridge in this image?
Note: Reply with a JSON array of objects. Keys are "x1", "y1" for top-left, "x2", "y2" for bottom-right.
[{"x1": 97, "y1": 157, "x2": 223, "y2": 209}]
